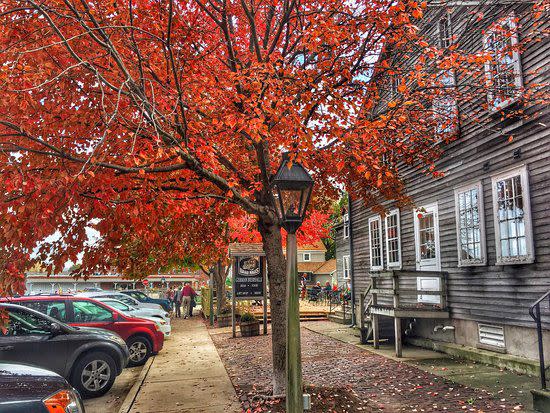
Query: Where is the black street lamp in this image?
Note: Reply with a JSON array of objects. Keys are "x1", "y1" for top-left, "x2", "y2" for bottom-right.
[
  {"x1": 272, "y1": 153, "x2": 314, "y2": 234},
  {"x1": 272, "y1": 152, "x2": 314, "y2": 413}
]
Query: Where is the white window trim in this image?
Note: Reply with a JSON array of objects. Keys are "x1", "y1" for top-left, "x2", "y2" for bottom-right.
[
  {"x1": 303, "y1": 253, "x2": 311, "y2": 262},
  {"x1": 454, "y1": 181, "x2": 487, "y2": 267},
  {"x1": 483, "y1": 13, "x2": 523, "y2": 112},
  {"x1": 342, "y1": 255, "x2": 351, "y2": 280},
  {"x1": 491, "y1": 165, "x2": 534, "y2": 265},
  {"x1": 438, "y1": 13, "x2": 452, "y2": 48},
  {"x1": 413, "y1": 203, "x2": 441, "y2": 271},
  {"x1": 368, "y1": 215, "x2": 384, "y2": 271},
  {"x1": 343, "y1": 213, "x2": 350, "y2": 239},
  {"x1": 385, "y1": 209, "x2": 402, "y2": 270}
]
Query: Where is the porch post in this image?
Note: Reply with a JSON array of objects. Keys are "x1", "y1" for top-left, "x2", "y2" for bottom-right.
[
  {"x1": 393, "y1": 273, "x2": 402, "y2": 357},
  {"x1": 372, "y1": 277, "x2": 379, "y2": 349}
]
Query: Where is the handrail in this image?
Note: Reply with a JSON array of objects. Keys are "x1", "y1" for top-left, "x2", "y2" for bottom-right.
[{"x1": 529, "y1": 290, "x2": 550, "y2": 390}]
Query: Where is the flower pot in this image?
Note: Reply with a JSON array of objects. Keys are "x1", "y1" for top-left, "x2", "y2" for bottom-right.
[
  {"x1": 217, "y1": 314, "x2": 231, "y2": 328},
  {"x1": 240, "y1": 320, "x2": 260, "y2": 337}
]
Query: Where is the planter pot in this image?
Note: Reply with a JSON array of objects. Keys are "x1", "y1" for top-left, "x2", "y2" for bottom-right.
[
  {"x1": 240, "y1": 321, "x2": 260, "y2": 337},
  {"x1": 217, "y1": 314, "x2": 231, "y2": 328}
]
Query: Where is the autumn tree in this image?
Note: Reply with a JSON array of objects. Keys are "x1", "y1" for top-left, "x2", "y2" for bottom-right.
[{"x1": 1, "y1": 0, "x2": 546, "y2": 394}]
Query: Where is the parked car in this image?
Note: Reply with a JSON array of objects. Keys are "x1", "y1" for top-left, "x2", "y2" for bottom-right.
[
  {"x1": 0, "y1": 303, "x2": 128, "y2": 398},
  {"x1": 0, "y1": 362, "x2": 85, "y2": 413},
  {"x1": 120, "y1": 290, "x2": 172, "y2": 312},
  {"x1": 76, "y1": 291, "x2": 169, "y2": 320},
  {"x1": 93, "y1": 298, "x2": 171, "y2": 338},
  {"x1": 3, "y1": 296, "x2": 164, "y2": 367},
  {"x1": 77, "y1": 291, "x2": 165, "y2": 312}
]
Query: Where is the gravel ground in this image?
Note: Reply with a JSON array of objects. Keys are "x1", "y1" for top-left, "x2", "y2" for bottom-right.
[{"x1": 210, "y1": 326, "x2": 524, "y2": 412}]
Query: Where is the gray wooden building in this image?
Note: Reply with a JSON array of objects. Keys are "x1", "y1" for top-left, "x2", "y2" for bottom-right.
[{"x1": 337, "y1": 0, "x2": 550, "y2": 365}]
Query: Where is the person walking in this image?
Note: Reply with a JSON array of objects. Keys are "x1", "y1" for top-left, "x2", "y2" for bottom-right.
[
  {"x1": 174, "y1": 285, "x2": 183, "y2": 318},
  {"x1": 181, "y1": 282, "x2": 196, "y2": 319}
]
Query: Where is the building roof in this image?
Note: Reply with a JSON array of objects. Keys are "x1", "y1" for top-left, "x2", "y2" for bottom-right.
[
  {"x1": 314, "y1": 259, "x2": 337, "y2": 274},
  {"x1": 297, "y1": 262, "x2": 324, "y2": 273},
  {"x1": 298, "y1": 241, "x2": 326, "y2": 251},
  {"x1": 228, "y1": 243, "x2": 265, "y2": 257},
  {"x1": 297, "y1": 258, "x2": 336, "y2": 275}
]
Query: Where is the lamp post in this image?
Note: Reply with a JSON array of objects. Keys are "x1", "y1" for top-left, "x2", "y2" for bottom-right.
[{"x1": 272, "y1": 153, "x2": 314, "y2": 413}]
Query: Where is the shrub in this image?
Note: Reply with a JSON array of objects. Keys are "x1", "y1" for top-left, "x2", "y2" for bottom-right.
[{"x1": 240, "y1": 312, "x2": 257, "y2": 323}]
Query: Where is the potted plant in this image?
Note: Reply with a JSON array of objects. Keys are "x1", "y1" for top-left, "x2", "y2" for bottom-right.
[
  {"x1": 239, "y1": 312, "x2": 260, "y2": 337},
  {"x1": 216, "y1": 306, "x2": 232, "y2": 328}
]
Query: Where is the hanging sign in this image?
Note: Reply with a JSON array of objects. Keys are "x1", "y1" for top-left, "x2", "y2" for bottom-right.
[{"x1": 234, "y1": 256, "x2": 264, "y2": 300}]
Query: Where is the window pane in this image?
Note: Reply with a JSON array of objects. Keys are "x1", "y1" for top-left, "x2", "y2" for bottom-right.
[
  {"x1": 456, "y1": 186, "x2": 484, "y2": 264},
  {"x1": 73, "y1": 301, "x2": 114, "y2": 323}
]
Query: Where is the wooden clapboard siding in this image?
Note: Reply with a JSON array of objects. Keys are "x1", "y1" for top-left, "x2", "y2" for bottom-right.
[
  {"x1": 334, "y1": 224, "x2": 350, "y2": 285},
  {"x1": 343, "y1": 1, "x2": 550, "y2": 332}
]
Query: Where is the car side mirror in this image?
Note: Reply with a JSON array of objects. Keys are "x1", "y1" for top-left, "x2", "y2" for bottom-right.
[
  {"x1": 49, "y1": 322, "x2": 62, "y2": 336},
  {"x1": 112, "y1": 312, "x2": 119, "y2": 321}
]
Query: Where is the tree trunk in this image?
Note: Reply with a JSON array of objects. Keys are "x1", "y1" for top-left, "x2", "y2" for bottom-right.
[
  {"x1": 214, "y1": 260, "x2": 226, "y2": 315},
  {"x1": 258, "y1": 218, "x2": 286, "y2": 396}
]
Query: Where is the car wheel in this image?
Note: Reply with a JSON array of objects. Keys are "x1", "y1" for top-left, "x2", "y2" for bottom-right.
[
  {"x1": 71, "y1": 352, "x2": 116, "y2": 399},
  {"x1": 127, "y1": 335, "x2": 152, "y2": 367}
]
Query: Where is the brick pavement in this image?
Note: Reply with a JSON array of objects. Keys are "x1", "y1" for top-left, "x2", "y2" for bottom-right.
[{"x1": 210, "y1": 326, "x2": 525, "y2": 412}]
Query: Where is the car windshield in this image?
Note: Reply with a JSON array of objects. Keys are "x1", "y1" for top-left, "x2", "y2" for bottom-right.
[
  {"x1": 102, "y1": 300, "x2": 133, "y2": 312},
  {"x1": 131, "y1": 291, "x2": 148, "y2": 300},
  {"x1": 112, "y1": 294, "x2": 139, "y2": 307}
]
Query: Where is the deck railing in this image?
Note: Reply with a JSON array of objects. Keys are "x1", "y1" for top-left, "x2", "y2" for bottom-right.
[
  {"x1": 529, "y1": 290, "x2": 550, "y2": 390},
  {"x1": 370, "y1": 270, "x2": 448, "y2": 311}
]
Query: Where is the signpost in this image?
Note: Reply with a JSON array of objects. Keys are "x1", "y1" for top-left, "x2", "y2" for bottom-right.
[
  {"x1": 228, "y1": 248, "x2": 268, "y2": 339},
  {"x1": 234, "y1": 256, "x2": 264, "y2": 299}
]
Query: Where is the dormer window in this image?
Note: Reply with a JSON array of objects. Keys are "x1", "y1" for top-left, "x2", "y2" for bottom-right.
[
  {"x1": 483, "y1": 14, "x2": 523, "y2": 111},
  {"x1": 343, "y1": 213, "x2": 350, "y2": 239},
  {"x1": 438, "y1": 14, "x2": 452, "y2": 48}
]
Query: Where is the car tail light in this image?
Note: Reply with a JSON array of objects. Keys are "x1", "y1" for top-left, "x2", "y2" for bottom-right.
[{"x1": 43, "y1": 389, "x2": 83, "y2": 413}]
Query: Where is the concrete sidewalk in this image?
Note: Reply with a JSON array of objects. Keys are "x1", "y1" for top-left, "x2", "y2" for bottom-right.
[
  {"x1": 305, "y1": 321, "x2": 539, "y2": 411},
  {"x1": 121, "y1": 317, "x2": 241, "y2": 413}
]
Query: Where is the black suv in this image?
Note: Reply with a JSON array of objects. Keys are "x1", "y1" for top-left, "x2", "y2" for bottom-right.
[{"x1": 0, "y1": 303, "x2": 129, "y2": 398}]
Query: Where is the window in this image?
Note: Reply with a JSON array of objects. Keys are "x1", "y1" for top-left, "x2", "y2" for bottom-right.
[
  {"x1": 368, "y1": 216, "x2": 383, "y2": 270},
  {"x1": 455, "y1": 182, "x2": 486, "y2": 266},
  {"x1": 342, "y1": 255, "x2": 351, "y2": 279},
  {"x1": 492, "y1": 166, "x2": 534, "y2": 264},
  {"x1": 72, "y1": 300, "x2": 114, "y2": 323},
  {"x1": 22, "y1": 300, "x2": 67, "y2": 322},
  {"x1": 2, "y1": 308, "x2": 53, "y2": 336},
  {"x1": 483, "y1": 14, "x2": 523, "y2": 110},
  {"x1": 438, "y1": 14, "x2": 452, "y2": 48},
  {"x1": 343, "y1": 213, "x2": 350, "y2": 239},
  {"x1": 303, "y1": 253, "x2": 311, "y2": 262},
  {"x1": 390, "y1": 76, "x2": 401, "y2": 100},
  {"x1": 385, "y1": 209, "x2": 402, "y2": 269},
  {"x1": 433, "y1": 70, "x2": 457, "y2": 134},
  {"x1": 414, "y1": 204, "x2": 441, "y2": 271}
]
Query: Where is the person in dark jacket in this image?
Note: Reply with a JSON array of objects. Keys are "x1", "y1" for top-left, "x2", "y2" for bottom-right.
[
  {"x1": 174, "y1": 285, "x2": 183, "y2": 318},
  {"x1": 181, "y1": 282, "x2": 196, "y2": 319}
]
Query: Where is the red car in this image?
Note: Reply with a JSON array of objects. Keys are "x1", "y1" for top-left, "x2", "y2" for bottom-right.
[{"x1": 2, "y1": 295, "x2": 164, "y2": 366}]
